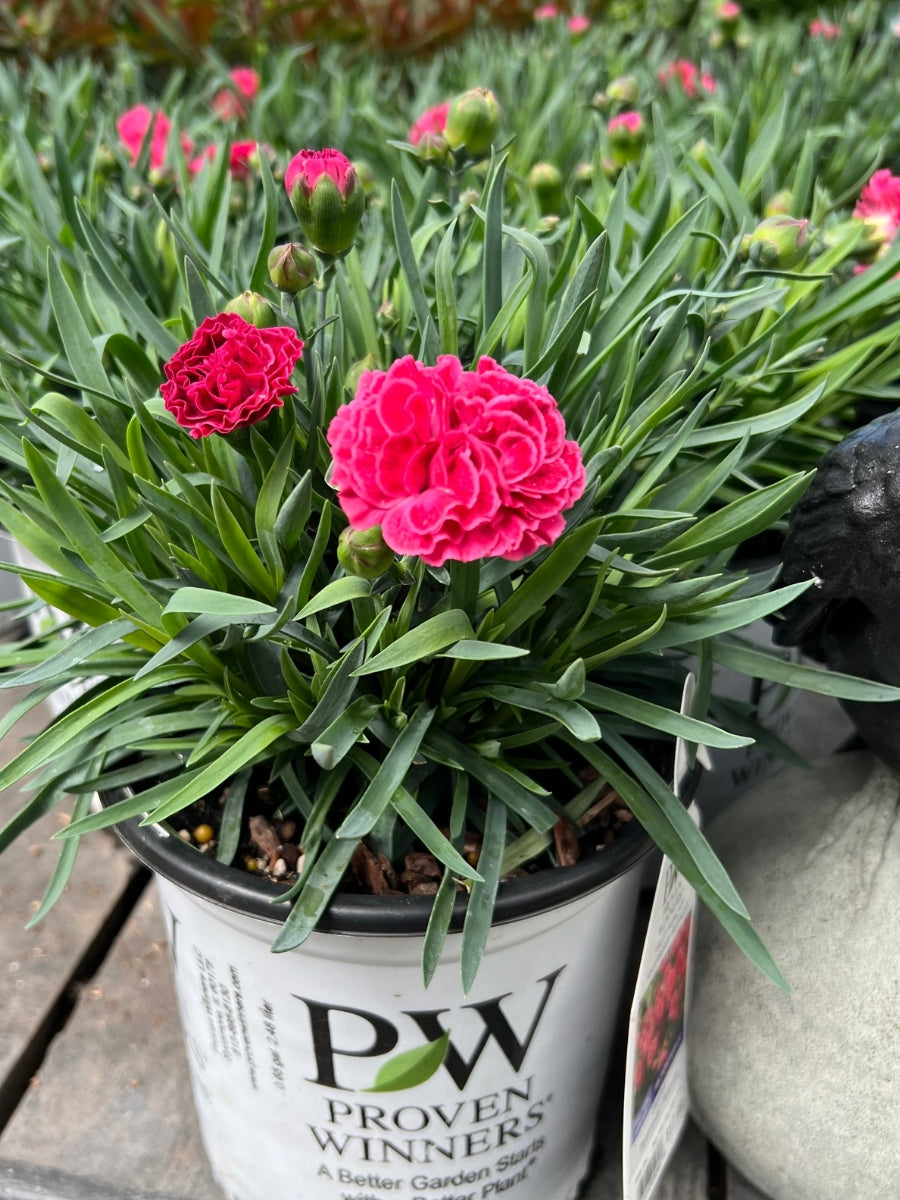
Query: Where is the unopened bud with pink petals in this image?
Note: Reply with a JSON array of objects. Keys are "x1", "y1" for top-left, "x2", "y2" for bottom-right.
[
  {"x1": 608, "y1": 111, "x2": 645, "y2": 166},
  {"x1": 444, "y1": 88, "x2": 501, "y2": 158},
  {"x1": 224, "y1": 291, "x2": 275, "y2": 328},
  {"x1": 740, "y1": 216, "x2": 810, "y2": 269},
  {"x1": 267, "y1": 243, "x2": 317, "y2": 293},
  {"x1": 409, "y1": 101, "x2": 450, "y2": 147},
  {"x1": 285, "y1": 147, "x2": 365, "y2": 256}
]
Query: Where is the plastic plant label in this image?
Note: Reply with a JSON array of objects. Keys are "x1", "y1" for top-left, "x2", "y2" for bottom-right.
[
  {"x1": 622, "y1": 798, "x2": 699, "y2": 1200},
  {"x1": 623, "y1": 673, "x2": 700, "y2": 1200}
]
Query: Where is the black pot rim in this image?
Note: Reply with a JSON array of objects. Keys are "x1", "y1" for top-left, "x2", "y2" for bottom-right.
[{"x1": 110, "y1": 766, "x2": 698, "y2": 935}]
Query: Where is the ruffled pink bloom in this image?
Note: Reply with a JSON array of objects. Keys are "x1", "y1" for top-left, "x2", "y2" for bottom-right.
[
  {"x1": 161, "y1": 314, "x2": 304, "y2": 439},
  {"x1": 568, "y1": 15, "x2": 590, "y2": 34},
  {"x1": 658, "y1": 59, "x2": 717, "y2": 99},
  {"x1": 609, "y1": 111, "x2": 643, "y2": 135},
  {"x1": 534, "y1": 4, "x2": 559, "y2": 18},
  {"x1": 853, "y1": 169, "x2": 900, "y2": 244},
  {"x1": 212, "y1": 67, "x2": 260, "y2": 121},
  {"x1": 717, "y1": 1, "x2": 741, "y2": 17},
  {"x1": 117, "y1": 105, "x2": 191, "y2": 173},
  {"x1": 409, "y1": 102, "x2": 450, "y2": 146},
  {"x1": 327, "y1": 355, "x2": 586, "y2": 566},
  {"x1": 809, "y1": 18, "x2": 839, "y2": 38}
]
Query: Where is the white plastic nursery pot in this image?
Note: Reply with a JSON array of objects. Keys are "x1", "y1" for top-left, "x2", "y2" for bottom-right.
[{"x1": 114, "y1": 805, "x2": 657, "y2": 1200}]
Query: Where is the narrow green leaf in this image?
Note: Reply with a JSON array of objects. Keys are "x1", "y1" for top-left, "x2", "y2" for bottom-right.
[
  {"x1": 142, "y1": 714, "x2": 296, "y2": 824},
  {"x1": 583, "y1": 683, "x2": 752, "y2": 748},
  {"x1": 296, "y1": 577, "x2": 372, "y2": 620},
  {"x1": 461, "y1": 796, "x2": 506, "y2": 994},
  {"x1": 164, "y1": 589, "x2": 277, "y2": 619},
  {"x1": 336, "y1": 705, "x2": 435, "y2": 839},
  {"x1": 353, "y1": 610, "x2": 474, "y2": 676},
  {"x1": 712, "y1": 636, "x2": 900, "y2": 701},
  {"x1": 46, "y1": 254, "x2": 112, "y2": 396}
]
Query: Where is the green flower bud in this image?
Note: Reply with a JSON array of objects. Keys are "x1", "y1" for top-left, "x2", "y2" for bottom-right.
[
  {"x1": 689, "y1": 139, "x2": 712, "y2": 172},
  {"x1": 606, "y1": 75, "x2": 639, "y2": 105},
  {"x1": 337, "y1": 525, "x2": 394, "y2": 580},
  {"x1": 344, "y1": 353, "x2": 379, "y2": 394},
  {"x1": 527, "y1": 162, "x2": 565, "y2": 215},
  {"x1": 416, "y1": 131, "x2": 451, "y2": 166},
  {"x1": 739, "y1": 216, "x2": 810, "y2": 269},
  {"x1": 444, "y1": 88, "x2": 502, "y2": 157},
  {"x1": 267, "y1": 243, "x2": 317, "y2": 293},
  {"x1": 763, "y1": 189, "x2": 793, "y2": 218},
  {"x1": 285, "y1": 148, "x2": 365, "y2": 256},
  {"x1": 223, "y1": 291, "x2": 275, "y2": 328}
]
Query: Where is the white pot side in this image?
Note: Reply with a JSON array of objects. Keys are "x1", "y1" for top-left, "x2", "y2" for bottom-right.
[{"x1": 119, "y1": 817, "x2": 649, "y2": 1200}]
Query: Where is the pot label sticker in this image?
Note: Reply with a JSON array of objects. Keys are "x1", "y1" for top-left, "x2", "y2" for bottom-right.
[{"x1": 622, "y1": 802, "x2": 699, "y2": 1200}]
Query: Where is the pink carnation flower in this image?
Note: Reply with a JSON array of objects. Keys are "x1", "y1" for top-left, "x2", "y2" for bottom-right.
[
  {"x1": 534, "y1": 4, "x2": 559, "y2": 19},
  {"x1": 716, "y1": 1, "x2": 741, "y2": 17},
  {"x1": 658, "y1": 59, "x2": 717, "y2": 99},
  {"x1": 212, "y1": 67, "x2": 260, "y2": 121},
  {"x1": 409, "y1": 102, "x2": 450, "y2": 146},
  {"x1": 809, "y1": 18, "x2": 839, "y2": 38},
  {"x1": 853, "y1": 169, "x2": 900, "y2": 244},
  {"x1": 116, "y1": 105, "x2": 191, "y2": 174},
  {"x1": 327, "y1": 355, "x2": 586, "y2": 566},
  {"x1": 568, "y1": 15, "x2": 590, "y2": 34}
]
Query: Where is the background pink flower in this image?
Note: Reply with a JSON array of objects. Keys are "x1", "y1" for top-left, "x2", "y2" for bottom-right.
[
  {"x1": 658, "y1": 59, "x2": 716, "y2": 98},
  {"x1": 533, "y1": 4, "x2": 559, "y2": 19},
  {"x1": 161, "y1": 313, "x2": 304, "y2": 438},
  {"x1": 327, "y1": 355, "x2": 586, "y2": 566},
  {"x1": 409, "y1": 101, "x2": 450, "y2": 146},
  {"x1": 568, "y1": 15, "x2": 590, "y2": 34},
  {"x1": 117, "y1": 105, "x2": 191, "y2": 173},
  {"x1": 853, "y1": 169, "x2": 900, "y2": 243},
  {"x1": 190, "y1": 140, "x2": 259, "y2": 180},
  {"x1": 212, "y1": 67, "x2": 260, "y2": 120},
  {"x1": 609, "y1": 111, "x2": 643, "y2": 135},
  {"x1": 809, "y1": 18, "x2": 839, "y2": 38}
]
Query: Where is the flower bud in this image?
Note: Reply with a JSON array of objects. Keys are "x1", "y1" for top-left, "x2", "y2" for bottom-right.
[
  {"x1": 267, "y1": 242, "x2": 317, "y2": 293},
  {"x1": 716, "y1": 1, "x2": 741, "y2": 27},
  {"x1": 416, "y1": 131, "x2": 451, "y2": 166},
  {"x1": 338, "y1": 525, "x2": 394, "y2": 580},
  {"x1": 224, "y1": 291, "x2": 275, "y2": 327},
  {"x1": 285, "y1": 147, "x2": 365, "y2": 256},
  {"x1": 763, "y1": 189, "x2": 793, "y2": 218},
  {"x1": 739, "y1": 216, "x2": 810, "y2": 269},
  {"x1": 344, "y1": 353, "x2": 379, "y2": 394},
  {"x1": 608, "y1": 111, "x2": 645, "y2": 167},
  {"x1": 689, "y1": 139, "x2": 712, "y2": 171},
  {"x1": 444, "y1": 88, "x2": 501, "y2": 158},
  {"x1": 606, "y1": 75, "x2": 640, "y2": 106},
  {"x1": 527, "y1": 162, "x2": 565, "y2": 215}
]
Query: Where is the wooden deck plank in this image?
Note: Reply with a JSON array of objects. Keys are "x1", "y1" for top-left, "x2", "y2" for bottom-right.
[
  {"x1": 0, "y1": 690, "x2": 137, "y2": 1107},
  {"x1": 0, "y1": 881, "x2": 223, "y2": 1199}
]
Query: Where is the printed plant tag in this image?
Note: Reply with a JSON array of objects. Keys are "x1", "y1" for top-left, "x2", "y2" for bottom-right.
[{"x1": 623, "y1": 677, "x2": 700, "y2": 1200}]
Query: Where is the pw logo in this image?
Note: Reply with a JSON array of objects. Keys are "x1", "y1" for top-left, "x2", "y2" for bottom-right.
[{"x1": 294, "y1": 967, "x2": 564, "y2": 1091}]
